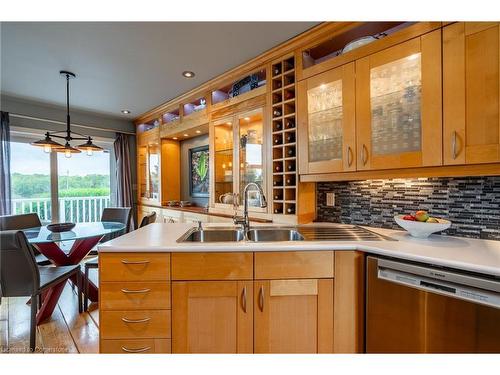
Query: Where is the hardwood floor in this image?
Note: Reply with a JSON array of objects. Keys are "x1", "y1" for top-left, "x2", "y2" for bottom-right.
[{"x1": 0, "y1": 269, "x2": 99, "y2": 354}]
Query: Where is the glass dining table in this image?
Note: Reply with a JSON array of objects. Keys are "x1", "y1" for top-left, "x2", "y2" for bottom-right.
[{"x1": 22, "y1": 221, "x2": 126, "y2": 324}]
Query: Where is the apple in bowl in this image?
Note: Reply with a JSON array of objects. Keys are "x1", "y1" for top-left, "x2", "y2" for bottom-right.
[{"x1": 394, "y1": 211, "x2": 451, "y2": 238}]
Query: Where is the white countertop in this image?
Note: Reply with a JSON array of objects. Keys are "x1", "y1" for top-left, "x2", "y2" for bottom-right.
[{"x1": 98, "y1": 222, "x2": 500, "y2": 277}]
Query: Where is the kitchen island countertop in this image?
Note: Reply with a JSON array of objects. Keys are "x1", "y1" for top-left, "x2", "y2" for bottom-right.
[{"x1": 97, "y1": 222, "x2": 500, "y2": 277}]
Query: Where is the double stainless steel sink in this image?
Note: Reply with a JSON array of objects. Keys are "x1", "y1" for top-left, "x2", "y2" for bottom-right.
[{"x1": 177, "y1": 225, "x2": 392, "y2": 243}]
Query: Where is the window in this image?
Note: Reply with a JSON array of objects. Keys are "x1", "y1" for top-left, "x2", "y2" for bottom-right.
[
  {"x1": 9, "y1": 137, "x2": 113, "y2": 223},
  {"x1": 57, "y1": 150, "x2": 111, "y2": 222},
  {"x1": 10, "y1": 142, "x2": 52, "y2": 221}
]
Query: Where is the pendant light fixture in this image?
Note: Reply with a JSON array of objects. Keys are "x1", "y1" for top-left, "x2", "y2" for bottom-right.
[{"x1": 31, "y1": 70, "x2": 103, "y2": 158}]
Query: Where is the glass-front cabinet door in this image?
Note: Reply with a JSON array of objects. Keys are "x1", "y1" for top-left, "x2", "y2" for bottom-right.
[
  {"x1": 298, "y1": 63, "x2": 356, "y2": 174},
  {"x1": 148, "y1": 143, "x2": 160, "y2": 201},
  {"x1": 238, "y1": 110, "x2": 265, "y2": 208},
  {"x1": 355, "y1": 30, "x2": 442, "y2": 170},
  {"x1": 138, "y1": 145, "x2": 148, "y2": 199},
  {"x1": 138, "y1": 141, "x2": 161, "y2": 204},
  {"x1": 210, "y1": 108, "x2": 268, "y2": 212},
  {"x1": 212, "y1": 117, "x2": 235, "y2": 207}
]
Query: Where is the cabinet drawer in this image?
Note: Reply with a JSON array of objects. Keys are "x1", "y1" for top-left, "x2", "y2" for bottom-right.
[
  {"x1": 100, "y1": 253, "x2": 170, "y2": 282},
  {"x1": 171, "y1": 252, "x2": 253, "y2": 280},
  {"x1": 100, "y1": 282, "x2": 171, "y2": 310},
  {"x1": 100, "y1": 338, "x2": 171, "y2": 354},
  {"x1": 255, "y1": 251, "x2": 334, "y2": 279},
  {"x1": 100, "y1": 310, "x2": 171, "y2": 339}
]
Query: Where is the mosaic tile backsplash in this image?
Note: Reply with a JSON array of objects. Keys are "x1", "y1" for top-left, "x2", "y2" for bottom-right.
[{"x1": 316, "y1": 177, "x2": 500, "y2": 240}]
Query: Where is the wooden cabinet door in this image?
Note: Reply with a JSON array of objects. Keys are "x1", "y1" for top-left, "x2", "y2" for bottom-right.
[
  {"x1": 254, "y1": 279, "x2": 334, "y2": 353},
  {"x1": 172, "y1": 281, "x2": 253, "y2": 353},
  {"x1": 443, "y1": 22, "x2": 500, "y2": 165},
  {"x1": 298, "y1": 63, "x2": 356, "y2": 174},
  {"x1": 356, "y1": 30, "x2": 442, "y2": 170}
]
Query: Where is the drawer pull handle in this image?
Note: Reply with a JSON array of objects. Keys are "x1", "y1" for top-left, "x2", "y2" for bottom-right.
[
  {"x1": 241, "y1": 286, "x2": 247, "y2": 313},
  {"x1": 121, "y1": 288, "x2": 151, "y2": 294},
  {"x1": 121, "y1": 260, "x2": 150, "y2": 265},
  {"x1": 121, "y1": 317, "x2": 151, "y2": 324},
  {"x1": 258, "y1": 286, "x2": 264, "y2": 312},
  {"x1": 121, "y1": 346, "x2": 151, "y2": 353}
]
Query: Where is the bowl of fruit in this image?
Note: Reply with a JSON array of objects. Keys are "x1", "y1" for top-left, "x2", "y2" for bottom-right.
[{"x1": 394, "y1": 211, "x2": 451, "y2": 238}]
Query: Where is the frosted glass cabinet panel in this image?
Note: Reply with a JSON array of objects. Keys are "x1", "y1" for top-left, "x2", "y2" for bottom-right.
[
  {"x1": 370, "y1": 53, "x2": 422, "y2": 156},
  {"x1": 298, "y1": 63, "x2": 356, "y2": 174},
  {"x1": 356, "y1": 31, "x2": 442, "y2": 170},
  {"x1": 307, "y1": 80, "x2": 343, "y2": 162}
]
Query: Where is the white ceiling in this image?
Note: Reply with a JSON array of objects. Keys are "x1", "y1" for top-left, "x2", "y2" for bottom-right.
[{"x1": 1, "y1": 22, "x2": 317, "y2": 119}]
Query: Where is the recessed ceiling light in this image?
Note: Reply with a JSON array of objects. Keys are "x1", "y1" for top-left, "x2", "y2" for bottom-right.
[
  {"x1": 183, "y1": 133, "x2": 189, "y2": 137},
  {"x1": 226, "y1": 122, "x2": 232, "y2": 125},
  {"x1": 182, "y1": 71, "x2": 195, "y2": 78},
  {"x1": 244, "y1": 117, "x2": 250, "y2": 121},
  {"x1": 195, "y1": 130, "x2": 201, "y2": 134},
  {"x1": 121, "y1": 109, "x2": 131, "y2": 114},
  {"x1": 172, "y1": 137, "x2": 178, "y2": 140}
]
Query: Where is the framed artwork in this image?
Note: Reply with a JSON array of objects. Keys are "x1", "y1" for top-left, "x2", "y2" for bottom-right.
[{"x1": 189, "y1": 145, "x2": 210, "y2": 198}]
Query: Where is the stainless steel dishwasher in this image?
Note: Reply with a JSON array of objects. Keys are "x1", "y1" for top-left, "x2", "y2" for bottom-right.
[{"x1": 366, "y1": 256, "x2": 500, "y2": 353}]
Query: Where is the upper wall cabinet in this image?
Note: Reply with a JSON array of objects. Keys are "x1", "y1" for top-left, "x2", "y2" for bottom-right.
[
  {"x1": 210, "y1": 108, "x2": 268, "y2": 212},
  {"x1": 443, "y1": 22, "x2": 500, "y2": 165},
  {"x1": 297, "y1": 62, "x2": 356, "y2": 174},
  {"x1": 355, "y1": 30, "x2": 443, "y2": 170}
]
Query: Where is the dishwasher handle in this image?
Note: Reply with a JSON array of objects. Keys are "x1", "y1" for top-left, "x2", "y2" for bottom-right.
[{"x1": 377, "y1": 265, "x2": 500, "y2": 310}]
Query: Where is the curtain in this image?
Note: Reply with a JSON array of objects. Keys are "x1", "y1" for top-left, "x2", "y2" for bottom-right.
[
  {"x1": 0, "y1": 111, "x2": 11, "y2": 216},
  {"x1": 113, "y1": 133, "x2": 134, "y2": 228}
]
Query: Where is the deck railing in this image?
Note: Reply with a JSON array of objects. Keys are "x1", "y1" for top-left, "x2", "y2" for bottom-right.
[{"x1": 11, "y1": 196, "x2": 111, "y2": 223}]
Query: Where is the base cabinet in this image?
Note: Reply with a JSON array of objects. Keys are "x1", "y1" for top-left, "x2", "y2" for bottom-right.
[
  {"x1": 254, "y1": 279, "x2": 334, "y2": 353},
  {"x1": 172, "y1": 281, "x2": 253, "y2": 353},
  {"x1": 100, "y1": 250, "x2": 364, "y2": 354}
]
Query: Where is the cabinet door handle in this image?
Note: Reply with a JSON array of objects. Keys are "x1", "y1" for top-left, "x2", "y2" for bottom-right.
[
  {"x1": 121, "y1": 346, "x2": 151, "y2": 353},
  {"x1": 258, "y1": 286, "x2": 264, "y2": 312},
  {"x1": 347, "y1": 146, "x2": 353, "y2": 167},
  {"x1": 121, "y1": 288, "x2": 151, "y2": 294},
  {"x1": 121, "y1": 317, "x2": 151, "y2": 324},
  {"x1": 452, "y1": 131, "x2": 458, "y2": 160},
  {"x1": 361, "y1": 144, "x2": 368, "y2": 166},
  {"x1": 121, "y1": 259, "x2": 150, "y2": 265},
  {"x1": 241, "y1": 286, "x2": 247, "y2": 313}
]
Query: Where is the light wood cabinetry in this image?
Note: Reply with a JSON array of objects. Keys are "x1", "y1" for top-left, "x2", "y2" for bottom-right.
[
  {"x1": 254, "y1": 251, "x2": 334, "y2": 279},
  {"x1": 99, "y1": 253, "x2": 171, "y2": 353},
  {"x1": 443, "y1": 22, "x2": 500, "y2": 165},
  {"x1": 172, "y1": 281, "x2": 253, "y2": 353},
  {"x1": 356, "y1": 30, "x2": 443, "y2": 170},
  {"x1": 99, "y1": 250, "x2": 364, "y2": 354},
  {"x1": 298, "y1": 63, "x2": 356, "y2": 174},
  {"x1": 254, "y1": 278, "x2": 334, "y2": 353},
  {"x1": 333, "y1": 251, "x2": 365, "y2": 353},
  {"x1": 171, "y1": 252, "x2": 253, "y2": 281},
  {"x1": 100, "y1": 338, "x2": 171, "y2": 354}
]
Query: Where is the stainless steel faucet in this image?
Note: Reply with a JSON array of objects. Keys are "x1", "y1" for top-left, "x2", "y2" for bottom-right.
[{"x1": 233, "y1": 182, "x2": 267, "y2": 232}]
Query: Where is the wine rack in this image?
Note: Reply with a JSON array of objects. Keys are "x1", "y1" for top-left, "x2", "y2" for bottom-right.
[{"x1": 271, "y1": 55, "x2": 297, "y2": 216}]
